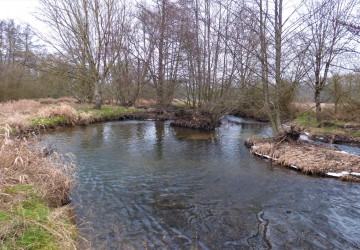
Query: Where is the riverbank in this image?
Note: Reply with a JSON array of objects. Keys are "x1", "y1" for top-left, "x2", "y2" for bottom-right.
[
  {"x1": 0, "y1": 99, "x2": 180, "y2": 248},
  {"x1": 0, "y1": 98, "x2": 176, "y2": 136},
  {"x1": 0, "y1": 99, "x2": 145, "y2": 248},
  {"x1": 291, "y1": 112, "x2": 360, "y2": 146},
  {"x1": 0, "y1": 129, "x2": 77, "y2": 248},
  {"x1": 245, "y1": 137, "x2": 360, "y2": 182}
]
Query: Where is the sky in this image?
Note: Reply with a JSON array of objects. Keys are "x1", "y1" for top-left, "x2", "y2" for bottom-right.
[{"x1": 0, "y1": 0, "x2": 46, "y2": 31}]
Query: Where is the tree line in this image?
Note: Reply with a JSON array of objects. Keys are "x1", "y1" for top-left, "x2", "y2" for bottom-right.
[{"x1": 1, "y1": 0, "x2": 359, "y2": 134}]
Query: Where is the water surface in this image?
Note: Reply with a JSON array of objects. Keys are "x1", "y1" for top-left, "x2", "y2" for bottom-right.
[{"x1": 43, "y1": 118, "x2": 360, "y2": 249}]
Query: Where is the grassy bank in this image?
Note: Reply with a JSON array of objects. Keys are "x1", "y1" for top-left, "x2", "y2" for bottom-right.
[
  {"x1": 246, "y1": 137, "x2": 360, "y2": 182},
  {"x1": 0, "y1": 98, "x2": 141, "y2": 135},
  {"x1": 0, "y1": 98, "x2": 146, "y2": 248},
  {"x1": 291, "y1": 112, "x2": 360, "y2": 145},
  {"x1": 0, "y1": 129, "x2": 77, "y2": 249}
]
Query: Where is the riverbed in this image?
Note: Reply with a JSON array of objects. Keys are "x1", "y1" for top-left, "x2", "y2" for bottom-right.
[{"x1": 42, "y1": 118, "x2": 360, "y2": 249}]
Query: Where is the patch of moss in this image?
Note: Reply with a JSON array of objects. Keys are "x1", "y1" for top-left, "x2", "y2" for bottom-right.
[{"x1": 30, "y1": 116, "x2": 68, "y2": 128}]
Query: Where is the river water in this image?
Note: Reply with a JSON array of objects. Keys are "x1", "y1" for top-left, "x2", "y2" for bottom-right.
[{"x1": 42, "y1": 117, "x2": 360, "y2": 249}]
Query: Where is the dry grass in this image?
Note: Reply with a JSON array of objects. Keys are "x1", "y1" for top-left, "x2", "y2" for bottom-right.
[
  {"x1": 38, "y1": 97, "x2": 77, "y2": 105},
  {"x1": 0, "y1": 100, "x2": 109, "y2": 133},
  {"x1": 38, "y1": 104, "x2": 78, "y2": 124},
  {"x1": 292, "y1": 101, "x2": 360, "y2": 123},
  {"x1": 0, "y1": 131, "x2": 75, "y2": 207},
  {"x1": 0, "y1": 100, "x2": 44, "y2": 132},
  {"x1": 136, "y1": 98, "x2": 156, "y2": 107},
  {"x1": 0, "y1": 113, "x2": 30, "y2": 132},
  {"x1": 292, "y1": 102, "x2": 334, "y2": 113},
  {"x1": 77, "y1": 112, "x2": 92, "y2": 125},
  {"x1": 0, "y1": 99, "x2": 44, "y2": 115},
  {"x1": 0, "y1": 99, "x2": 141, "y2": 135},
  {"x1": 248, "y1": 138, "x2": 360, "y2": 179},
  {"x1": 0, "y1": 126, "x2": 77, "y2": 248}
]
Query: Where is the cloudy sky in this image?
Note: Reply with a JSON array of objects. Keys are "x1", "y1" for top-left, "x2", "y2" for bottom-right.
[{"x1": 0, "y1": 0, "x2": 45, "y2": 29}]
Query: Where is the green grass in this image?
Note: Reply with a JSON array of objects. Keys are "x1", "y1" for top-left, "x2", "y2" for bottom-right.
[
  {"x1": 294, "y1": 112, "x2": 346, "y2": 129},
  {"x1": 79, "y1": 105, "x2": 140, "y2": 119},
  {"x1": 30, "y1": 116, "x2": 68, "y2": 128},
  {"x1": 294, "y1": 112, "x2": 318, "y2": 127},
  {"x1": 346, "y1": 130, "x2": 360, "y2": 137},
  {"x1": 4, "y1": 185, "x2": 33, "y2": 194},
  {"x1": 17, "y1": 199, "x2": 50, "y2": 221},
  {"x1": 0, "y1": 185, "x2": 77, "y2": 249},
  {"x1": 322, "y1": 126, "x2": 337, "y2": 133},
  {"x1": 16, "y1": 226, "x2": 57, "y2": 250},
  {"x1": 293, "y1": 112, "x2": 360, "y2": 139},
  {"x1": 332, "y1": 120, "x2": 346, "y2": 126},
  {"x1": 0, "y1": 211, "x2": 12, "y2": 222}
]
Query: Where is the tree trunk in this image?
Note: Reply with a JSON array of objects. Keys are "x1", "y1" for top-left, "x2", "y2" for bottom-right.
[
  {"x1": 315, "y1": 88, "x2": 322, "y2": 124},
  {"x1": 274, "y1": 0, "x2": 284, "y2": 135},
  {"x1": 94, "y1": 81, "x2": 101, "y2": 109},
  {"x1": 259, "y1": 0, "x2": 279, "y2": 135},
  {"x1": 157, "y1": 0, "x2": 166, "y2": 108}
]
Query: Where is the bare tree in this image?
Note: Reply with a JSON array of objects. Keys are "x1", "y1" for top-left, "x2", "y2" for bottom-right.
[
  {"x1": 303, "y1": 0, "x2": 357, "y2": 124},
  {"x1": 136, "y1": 0, "x2": 185, "y2": 107},
  {"x1": 38, "y1": 0, "x2": 127, "y2": 108},
  {"x1": 0, "y1": 20, "x2": 43, "y2": 100}
]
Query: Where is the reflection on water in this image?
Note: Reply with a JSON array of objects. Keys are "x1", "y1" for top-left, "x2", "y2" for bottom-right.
[{"x1": 43, "y1": 118, "x2": 360, "y2": 249}]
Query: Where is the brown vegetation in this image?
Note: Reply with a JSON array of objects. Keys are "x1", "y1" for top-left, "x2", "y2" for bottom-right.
[
  {"x1": 38, "y1": 104, "x2": 78, "y2": 124},
  {"x1": 0, "y1": 99, "x2": 144, "y2": 135},
  {"x1": 0, "y1": 99, "x2": 44, "y2": 115},
  {"x1": 135, "y1": 98, "x2": 157, "y2": 107},
  {"x1": 37, "y1": 97, "x2": 78, "y2": 105},
  {"x1": 246, "y1": 137, "x2": 360, "y2": 181},
  {"x1": 170, "y1": 109, "x2": 222, "y2": 130},
  {"x1": 0, "y1": 135, "x2": 75, "y2": 207},
  {"x1": 0, "y1": 127, "x2": 77, "y2": 248}
]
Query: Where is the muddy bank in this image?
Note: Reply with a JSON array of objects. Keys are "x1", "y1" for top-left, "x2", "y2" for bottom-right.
[{"x1": 245, "y1": 137, "x2": 360, "y2": 182}]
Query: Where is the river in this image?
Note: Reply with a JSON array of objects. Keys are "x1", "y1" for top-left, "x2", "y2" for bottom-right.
[{"x1": 42, "y1": 117, "x2": 360, "y2": 249}]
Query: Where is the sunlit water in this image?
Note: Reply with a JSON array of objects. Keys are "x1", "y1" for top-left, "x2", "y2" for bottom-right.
[{"x1": 42, "y1": 117, "x2": 360, "y2": 249}]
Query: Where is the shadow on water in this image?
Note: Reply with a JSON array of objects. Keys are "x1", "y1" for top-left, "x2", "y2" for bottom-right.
[{"x1": 42, "y1": 118, "x2": 360, "y2": 249}]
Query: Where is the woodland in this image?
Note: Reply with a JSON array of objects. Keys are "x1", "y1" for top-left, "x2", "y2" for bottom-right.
[{"x1": 0, "y1": 0, "x2": 360, "y2": 133}]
